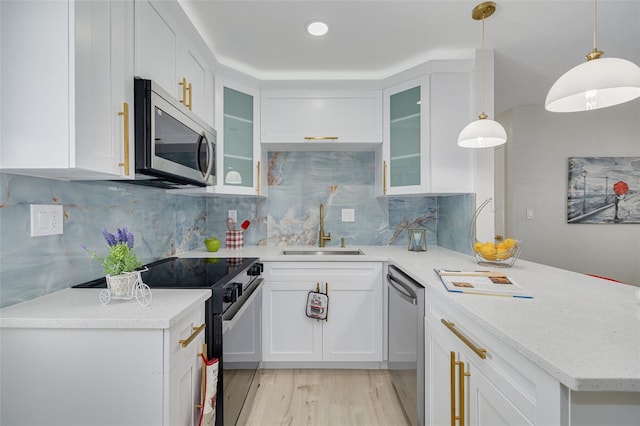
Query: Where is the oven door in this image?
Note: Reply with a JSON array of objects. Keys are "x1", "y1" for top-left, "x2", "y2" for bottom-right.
[{"x1": 222, "y1": 278, "x2": 263, "y2": 426}]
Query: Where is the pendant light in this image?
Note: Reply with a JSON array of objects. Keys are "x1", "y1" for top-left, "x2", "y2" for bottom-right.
[
  {"x1": 545, "y1": 0, "x2": 640, "y2": 112},
  {"x1": 458, "y1": 1, "x2": 507, "y2": 148}
]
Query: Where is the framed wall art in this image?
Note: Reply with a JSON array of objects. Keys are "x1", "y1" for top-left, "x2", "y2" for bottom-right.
[{"x1": 567, "y1": 157, "x2": 640, "y2": 224}]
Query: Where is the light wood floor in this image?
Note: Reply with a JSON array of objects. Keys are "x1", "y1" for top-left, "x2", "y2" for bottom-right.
[{"x1": 241, "y1": 369, "x2": 410, "y2": 426}]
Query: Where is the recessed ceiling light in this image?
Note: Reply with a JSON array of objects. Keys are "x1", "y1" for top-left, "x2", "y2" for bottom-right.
[{"x1": 307, "y1": 21, "x2": 329, "y2": 37}]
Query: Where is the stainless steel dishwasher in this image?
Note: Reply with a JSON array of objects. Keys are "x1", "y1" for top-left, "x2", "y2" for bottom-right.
[{"x1": 387, "y1": 264, "x2": 425, "y2": 426}]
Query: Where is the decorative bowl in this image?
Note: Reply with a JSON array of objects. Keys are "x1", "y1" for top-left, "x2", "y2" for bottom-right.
[
  {"x1": 472, "y1": 238, "x2": 523, "y2": 267},
  {"x1": 470, "y1": 198, "x2": 522, "y2": 268}
]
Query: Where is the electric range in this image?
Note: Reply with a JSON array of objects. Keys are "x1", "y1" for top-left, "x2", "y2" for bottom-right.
[{"x1": 73, "y1": 256, "x2": 264, "y2": 426}]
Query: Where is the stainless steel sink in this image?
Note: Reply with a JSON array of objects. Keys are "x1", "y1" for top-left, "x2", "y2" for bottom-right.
[{"x1": 281, "y1": 249, "x2": 364, "y2": 256}]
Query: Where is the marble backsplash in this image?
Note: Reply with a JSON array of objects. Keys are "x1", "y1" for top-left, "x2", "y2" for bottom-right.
[{"x1": 0, "y1": 151, "x2": 473, "y2": 307}]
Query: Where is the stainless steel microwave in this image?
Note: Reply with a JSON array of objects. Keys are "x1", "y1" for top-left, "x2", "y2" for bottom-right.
[{"x1": 133, "y1": 78, "x2": 216, "y2": 188}]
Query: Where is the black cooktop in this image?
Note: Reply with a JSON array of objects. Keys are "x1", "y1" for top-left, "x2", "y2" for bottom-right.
[{"x1": 73, "y1": 257, "x2": 259, "y2": 289}]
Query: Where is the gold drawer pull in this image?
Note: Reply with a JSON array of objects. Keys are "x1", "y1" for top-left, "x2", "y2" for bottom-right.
[
  {"x1": 441, "y1": 319, "x2": 487, "y2": 359},
  {"x1": 179, "y1": 323, "x2": 205, "y2": 348},
  {"x1": 304, "y1": 136, "x2": 338, "y2": 141}
]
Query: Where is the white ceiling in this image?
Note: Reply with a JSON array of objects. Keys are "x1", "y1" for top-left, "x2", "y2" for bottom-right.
[{"x1": 178, "y1": 0, "x2": 640, "y2": 115}]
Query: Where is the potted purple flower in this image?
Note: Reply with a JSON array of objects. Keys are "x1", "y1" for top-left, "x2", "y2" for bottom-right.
[{"x1": 83, "y1": 227, "x2": 142, "y2": 296}]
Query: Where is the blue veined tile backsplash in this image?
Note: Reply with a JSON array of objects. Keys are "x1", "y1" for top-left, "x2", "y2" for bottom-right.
[
  {"x1": 0, "y1": 151, "x2": 473, "y2": 307},
  {"x1": 0, "y1": 173, "x2": 207, "y2": 307}
]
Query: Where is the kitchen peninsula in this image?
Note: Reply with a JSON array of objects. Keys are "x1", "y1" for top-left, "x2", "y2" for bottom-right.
[{"x1": 183, "y1": 245, "x2": 640, "y2": 424}]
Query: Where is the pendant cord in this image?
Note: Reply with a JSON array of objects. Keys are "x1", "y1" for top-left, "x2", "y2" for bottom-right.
[
  {"x1": 593, "y1": 0, "x2": 597, "y2": 51},
  {"x1": 481, "y1": 11, "x2": 486, "y2": 116}
]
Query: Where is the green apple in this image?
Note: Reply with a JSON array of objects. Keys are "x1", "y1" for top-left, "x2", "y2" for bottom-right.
[{"x1": 204, "y1": 237, "x2": 221, "y2": 252}]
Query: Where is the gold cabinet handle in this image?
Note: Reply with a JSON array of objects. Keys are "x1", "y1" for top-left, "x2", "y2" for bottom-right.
[
  {"x1": 179, "y1": 323, "x2": 205, "y2": 348},
  {"x1": 304, "y1": 136, "x2": 338, "y2": 141},
  {"x1": 313, "y1": 282, "x2": 329, "y2": 322},
  {"x1": 256, "y1": 161, "x2": 261, "y2": 194},
  {"x1": 324, "y1": 282, "x2": 328, "y2": 322},
  {"x1": 117, "y1": 102, "x2": 130, "y2": 176},
  {"x1": 187, "y1": 82, "x2": 193, "y2": 110},
  {"x1": 179, "y1": 77, "x2": 188, "y2": 107},
  {"x1": 196, "y1": 343, "x2": 207, "y2": 409},
  {"x1": 458, "y1": 360, "x2": 470, "y2": 426},
  {"x1": 441, "y1": 319, "x2": 487, "y2": 359},
  {"x1": 450, "y1": 351, "x2": 457, "y2": 426},
  {"x1": 383, "y1": 160, "x2": 387, "y2": 195}
]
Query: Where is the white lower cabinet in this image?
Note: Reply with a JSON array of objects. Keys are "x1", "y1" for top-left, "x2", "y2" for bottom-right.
[
  {"x1": 426, "y1": 293, "x2": 562, "y2": 426},
  {"x1": 262, "y1": 262, "x2": 383, "y2": 365},
  {"x1": 0, "y1": 302, "x2": 205, "y2": 426},
  {"x1": 428, "y1": 320, "x2": 533, "y2": 425}
]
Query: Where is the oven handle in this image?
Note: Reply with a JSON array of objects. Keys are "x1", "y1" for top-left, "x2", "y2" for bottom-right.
[{"x1": 222, "y1": 278, "x2": 263, "y2": 332}]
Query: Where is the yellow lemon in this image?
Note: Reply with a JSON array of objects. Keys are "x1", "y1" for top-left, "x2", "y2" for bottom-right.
[
  {"x1": 496, "y1": 242, "x2": 507, "y2": 250},
  {"x1": 503, "y1": 238, "x2": 517, "y2": 249},
  {"x1": 480, "y1": 245, "x2": 497, "y2": 260},
  {"x1": 496, "y1": 249, "x2": 511, "y2": 260},
  {"x1": 473, "y1": 241, "x2": 484, "y2": 252}
]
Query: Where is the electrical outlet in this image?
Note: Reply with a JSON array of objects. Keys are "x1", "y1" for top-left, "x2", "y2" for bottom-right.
[
  {"x1": 341, "y1": 208, "x2": 355, "y2": 222},
  {"x1": 30, "y1": 204, "x2": 64, "y2": 237},
  {"x1": 526, "y1": 208, "x2": 534, "y2": 220},
  {"x1": 228, "y1": 210, "x2": 237, "y2": 222}
]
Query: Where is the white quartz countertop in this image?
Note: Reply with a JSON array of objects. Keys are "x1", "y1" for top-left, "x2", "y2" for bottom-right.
[
  {"x1": 0, "y1": 288, "x2": 211, "y2": 329},
  {"x1": 184, "y1": 245, "x2": 640, "y2": 392}
]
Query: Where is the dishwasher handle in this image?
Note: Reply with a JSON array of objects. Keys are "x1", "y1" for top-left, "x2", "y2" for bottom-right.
[{"x1": 387, "y1": 273, "x2": 418, "y2": 305}]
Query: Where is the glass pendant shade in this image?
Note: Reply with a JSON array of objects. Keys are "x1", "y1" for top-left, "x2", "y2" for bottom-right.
[
  {"x1": 545, "y1": 57, "x2": 640, "y2": 112},
  {"x1": 457, "y1": 116, "x2": 507, "y2": 148}
]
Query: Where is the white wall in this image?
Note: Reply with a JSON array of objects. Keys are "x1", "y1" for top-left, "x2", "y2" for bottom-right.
[{"x1": 500, "y1": 102, "x2": 640, "y2": 285}]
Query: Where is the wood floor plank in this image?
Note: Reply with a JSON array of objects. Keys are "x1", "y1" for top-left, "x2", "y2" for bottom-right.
[{"x1": 243, "y1": 369, "x2": 410, "y2": 426}]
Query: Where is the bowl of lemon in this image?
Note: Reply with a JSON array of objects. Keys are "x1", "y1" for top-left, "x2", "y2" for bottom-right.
[
  {"x1": 472, "y1": 237, "x2": 522, "y2": 267},
  {"x1": 470, "y1": 198, "x2": 522, "y2": 267}
]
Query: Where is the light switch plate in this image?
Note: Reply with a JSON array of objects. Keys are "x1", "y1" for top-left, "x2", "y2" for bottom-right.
[
  {"x1": 526, "y1": 208, "x2": 534, "y2": 220},
  {"x1": 228, "y1": 210, "x2": 237, "y2": 222},
  {"x1": 30, "y1": 204, "x2": 63, "y2": 237},
  {"x1": 341, "y1": 208, "x2": 355, "y2": 222}
]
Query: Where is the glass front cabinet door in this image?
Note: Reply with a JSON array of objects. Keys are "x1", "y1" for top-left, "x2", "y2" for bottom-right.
[
  {"x1": 215, "y1": 79, "x2": 261, "y2": 195},
  {"x1": 380, "y1": 77, "x2": 429, "y2": 195}
]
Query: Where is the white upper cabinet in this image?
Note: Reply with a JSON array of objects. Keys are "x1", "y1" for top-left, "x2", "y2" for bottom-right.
[
  {"x1": 377, "y1": 63, "x2": 475, "y2": 196},
  {"x1": 428, "y1": 70, "x2": 475, "y2": 193},
  {"x1": 0, "y1": 0, "x2": 134, "y2": 180},
  {"x1": 212, "y1": 77, "x2": 263, "y2": 196},
  {"x1": 380, "y1": 77, "x2": 429, "y2": 195},
  {"x1": 261, "y1": 90, "x2": 383, "y2": 146},
  {"x1": 135, "y1": 0, "x2": 215, "y2": 126}
]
